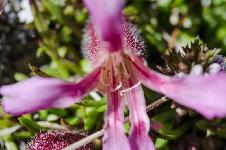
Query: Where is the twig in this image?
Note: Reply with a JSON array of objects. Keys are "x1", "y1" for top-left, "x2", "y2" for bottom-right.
[
  {"x1": 28, "y1": 63, "x2": 51, "y2": 78},
  {"x1": 63, "y1": 129, "x2": 104, "y2": 150},
  {"x1": 62, "y1": 97, "x2": 168, "y2": 150},
  {"x1": 0, "y1": 125, "x2": 21, "y2": 137},
  {"x1": 146, "y1": 97, "x2": 168, "y2": 112}
]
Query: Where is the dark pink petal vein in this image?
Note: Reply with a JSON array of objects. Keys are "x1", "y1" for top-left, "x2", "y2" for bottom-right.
[{"x1": 83, "y1": 0, "x2": 125, "y2": 51}]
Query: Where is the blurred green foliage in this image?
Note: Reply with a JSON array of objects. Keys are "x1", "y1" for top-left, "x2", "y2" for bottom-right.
[{"x1": 1, "y1": 0, "x2": 226, "y2": 149}]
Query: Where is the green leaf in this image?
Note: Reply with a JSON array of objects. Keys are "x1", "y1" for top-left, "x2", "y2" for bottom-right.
[
  {"x1": 150, "y1": 129, "x2": 173, "y2": 140},
  {"x1": 43, "y1": 0, "x2": 64, "y2": 23},
  {"x1": 82, "y1": 99, "x2": 106, "y2": 107},
  {"x1": 96, "y1": 105, "x2": 106, "y2": 113},
  {"x1": 76, "y1": 107, "x2": 86, "y2": 119},
  {"x1": 80, "y1": 59, "x2": 93, "y2": 73},
  {"x1": 13, "y1": 131, "x2": 33, "y2": 139},
  {"x1": 18, "y1": 117, "x2": 45, "y2": 133},
  {"x1": 58, "y1": 46, "x2": 68, "y2": 57},
  {"x1": 157, "y1": 0, "x2": 172, "y2": 8},
  {"x1": 39, "y1": 110, "x2": 49, "y2": 121},
  {"x1": 65, "y1": 117, "x2": 80, "y2": 126},
  {"x1": 49, "y1": 108, "x2": 68, "y2": 117},
  {"x1": 59, "y1": 59, "x2": 84, "y2": 76},
  {"x1": 155, "y1": 138, "x2": 168, "y2": 149},
  {"x1": 14, "y1": 73, "x2": 27, "y2": 81},
  {"x1": 85, "y1": 107, "x2": 97, "y2": 117},
  {"x1": 162, "y1": 122, "x2": 191, "y2": 139},
  {"x1": 0, "y1": 120, "x2": 10, "y2": 129},
  {"x1": 84, "y1": 117, "x2": 96, "y2": 131},
  {"x1": 124, "y1": 122, "x2": 130, "y2": 134},
  {"x1": 152, "y1": 110, "x2": 176, "y2": 122}
]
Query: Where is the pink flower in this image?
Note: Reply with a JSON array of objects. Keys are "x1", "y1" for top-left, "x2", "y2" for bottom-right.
[{"x1": 1, "y1": 0, "x2": 226, "y2": 150}]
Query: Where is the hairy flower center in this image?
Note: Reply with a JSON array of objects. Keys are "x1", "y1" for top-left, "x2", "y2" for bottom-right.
[
  {"x1": 98, "y1": 52, "x2": 139, "y2": 94},
  {"x1": 82, "y1": 18, "x2": 145, "y2": 66}
]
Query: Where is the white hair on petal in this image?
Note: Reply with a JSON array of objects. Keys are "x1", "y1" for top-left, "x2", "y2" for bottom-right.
[
  {"x1": 123, "y1": 18, "x2": 146, "y2": 56},
  {"x1": 81, "y1": 20, "x2": 102, "y2": 64},
  {"x1": 82, "y1": 18, "x2": 146, "y2": 64}
]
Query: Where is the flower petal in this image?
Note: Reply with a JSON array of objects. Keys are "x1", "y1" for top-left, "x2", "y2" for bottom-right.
[
  {"x1": 103, "y1": 90, "x2": 130, "y2": 150},
  {"x1": 130, "y1": 56, "x2": 171, "y2": 92},
  {"x1": 103, "y1": 60, "x2": 130, "y2": 150},
  {"x1": 123, "y1": 18, "x2": 145, "y2": 57},
  {"x1": 102, "y1": 68, "x2": 130, "y2": 150},
  {"x1": 122, "y1": 83, "x2": 155, "y2": 150},
  {"x1": 131, "y1": 57, "x2": 226, "y2": 119},
  {"x1": 165, "y1": 74, "x2": 226, "y2": 119},
  {"x1": 0, "y1": 68, "x2": 101, "y2": 116},
  {"x1": 83, "y1": 0, "x2": 125, "y2": 51},
  {"x1": 82, "y1": 21, "x2": 109, "y2": 66}
]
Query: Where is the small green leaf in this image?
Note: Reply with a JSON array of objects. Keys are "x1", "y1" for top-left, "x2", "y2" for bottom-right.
[
  {"x1": 83, "y1": 99, "x2": 106, "y2": 107},
  {"x1": 39, "y1": 110, "x2": 49, "y2": 120},
  {"x1": 84, "y1": 117, "x2": 96, "y2": 131},
  {"x1": 96, "y1": 105, "x2": 106, "y2": 113},
  {"x1": 0, "y1": 120, "x2": 10, "y2": 129},
  {"x1": 85, "y1": 107, "x2": 97, "y2": 117},
  {"x1": 150, "y1": 129, "x2": 173, "y2": 140},
  {"x1": 76, "y1": 107, "x2": 86, "y2": 119},
  {"x1": 80, "y1": 59, "x2": 92, "y2": 73},
  {"x1": 49, "y1": 109, "x2": 68, "y2": 117},
  {"x1": 14, "y1": 73, "x2": 27, "y2": 81},
  {"x1": 18, "y1": 117, "x2": 45, "y2": 133},
  {"x1": 58, "y1": 47, "x2": 68, "y2": 57},
  {"x1": 155, "y1": 138, "x2": 168, "y2": 149},
  {"x1": 65, "y1": 117, "x2": 80, "y2": 126},
  {"x1": 124, "y1": 122, "x2": 130, "y2": 134},
  {"x1": 13, "y1": 131, "x2": 32, "y2": 139},
  {"x1": 152, "y1": 110, "x2": 176, "y2": 122}
]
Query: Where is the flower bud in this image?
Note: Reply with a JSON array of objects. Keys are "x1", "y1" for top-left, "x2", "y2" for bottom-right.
[{"x1": 27, "y1": 130, "x2": 94, "y2": 150}]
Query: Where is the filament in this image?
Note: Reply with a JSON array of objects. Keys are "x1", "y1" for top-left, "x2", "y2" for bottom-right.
[
  {"x1": 111, "y1": 82, "x2": 122, "y2": 92},
  {"x1": 120, "y1": 81, "x2": 141, "y2": 95}
]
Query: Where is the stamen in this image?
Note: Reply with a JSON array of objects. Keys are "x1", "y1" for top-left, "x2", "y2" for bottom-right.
[
  {"x1": 119, "y1": 81, "x2": 141, "y2": 96},
  {"x1": 99, "y1": 74, "x2": 111, "y2": 87},
  {"x1": 111, "y1": 82, "x2": 123, "y2": 92}
]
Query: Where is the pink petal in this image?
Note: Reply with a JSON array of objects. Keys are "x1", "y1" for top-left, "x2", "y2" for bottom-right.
[
  {"x1": 123, "y1": 83, "x2": 155, "y2": 150},
  {"x1": 102, "y1": 71, "x2": 130, "y2": 150},
  {"x1": 103, "y1": 90, "x2": 130, "y2": 150},
  {"x1": 0, "y1": 68, "x2": 101, "y2": 116},
  {"x1": 123, "y1": 18, "x2": 145, "y2": 57},
  {"x1": 131, "y1": 56, "x2": 226, "y2": 119},
  {"x1": 82, "y1": 21, "x2": 109, "y2": 66},
  {"x1": 83, "y1": 0, "x2": 125, "y2": 51},
  {"x1": 165, "y1": 74, "x2": 226, "y2": 119},
  {"x1": 130, "y1": 56, "x2": 171, "y2": 92}
]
